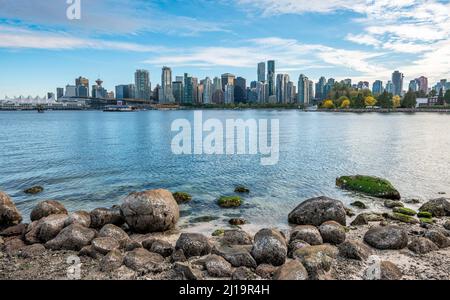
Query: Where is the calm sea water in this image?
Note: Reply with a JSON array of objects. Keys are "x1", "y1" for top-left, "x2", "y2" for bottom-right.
[{"x1": 1, "y1": 110, "x2": 450, "y2": 231}]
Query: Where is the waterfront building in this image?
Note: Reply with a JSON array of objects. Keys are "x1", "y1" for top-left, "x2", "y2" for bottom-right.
[
  {"x1": 409, "y1": 80, "x2": 418, "y2": 92},
  {"x1": 234, "y1": 77, "x2": 247, "y2": 103},
  {"x1": 221, "y1": 73, "x2": 235, "y2": 91},
  {"x1": 56, "y1": 88, "x2": 64, "y2": 100},
  {"x1": 258, "y1": 62, "x2": 266, "y2": 83},
  {"x1": 202, "y1": 77, "x2": 212, "y2": 104},
  {"x1": 267, "y1": 60, "x2": 275, "y2": 96},
  {"x1": 224, "y1": 84, "x2": 234, "y2": 104},
  {"x1": 161, "y1": 66, "x2": 175, "y2": 103},
  {"x1": 212, "y1": 89, "x2": 224, "y2": 104},
  {"x1": 115, "y1": 84, "x2": 135, "y2": 99},
  {"x1": 416, "y1": 76, "x2": 428, "y2": 94},
  {"x1": 287, "y1": 81, "x2": 296, "y2": 104},
  {"x1": 342, "y1": 78, "x2": 352, "y2": 87},
  {"x1": 65, "y1": 85, "x2": 77, "y2": 97},
  {"x1": 75, "y1": 76, "x2": 89, "y2": 97},
  {"x1": 276, "y1": 74, "x2": 290, "y2": 104},
  {"x1": 298, "y1": 74, "x2": 310, "y2": 105},
  {"x1": 323, "y1": 78, "x2": 335, "y2": 99},
  {"x1": 192, "y1": 77, "x2": 199, "y2": 103},
  {"x1": 213, "y1": 77, "x2": 222, "y2": 92},
  {"x1": 183, "y1": 73, "x2": 194, "y2": 104},
  {"x1": 386, "y1": 80, "x2": 394, "y2": 94},
  {"x1": 197, "y1": 83, "x2": 204, "y2": 104},
  {"x1": 372, "y1": 80, "x2": 384, "y2": 95},
  {"x1": 392, "y1": 70, "x2": 404, "y2": 96},
  {"x1": 172, "y1": 81, "x2": 183, "y2": 104},
  {"x1": 47, "y1": 92, "x2": 55, "y2": 100},
  {"x1": 308, "y1": 80, "x2": 314, "y2": 102},
  {"x1": 135, "y1": 69, "x2": 151, "y2": 100},
  {"x1": 92, "y1": 79, "x2": 107, "y2": 99},
  {"x1": 256, "y1": 81, "x2": 268, "y2": 103},
  {"x1": 315, "y1": 76, "x2": 327, "y2": 100}
]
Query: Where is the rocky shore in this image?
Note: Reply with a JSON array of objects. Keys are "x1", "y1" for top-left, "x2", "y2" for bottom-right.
[{"x1": 1, "y1": 182, "x2": 450, "y2": 280}]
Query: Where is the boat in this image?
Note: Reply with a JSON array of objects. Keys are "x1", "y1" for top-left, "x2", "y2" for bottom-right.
[{"x1": 103, "y1": 105, "x2": 134, "y2": 112}]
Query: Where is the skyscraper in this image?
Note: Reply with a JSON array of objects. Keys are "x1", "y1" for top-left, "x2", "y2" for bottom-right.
[
  {"x1": 257, "y1": 62, "x2": 266, "y2": 83},
  {"x1": 386, "y1": 80, "x2": 394, "y2": 94},
  {"x1": 224, "y1": 84, "x2": 234, "y2": 104},
  {"x1": 298, "y1": 74, "x2": 310, "y2": 105},
  {"x1": 409, "y1": 80, "x2": 418, "y2": 92},
  {"x1": 213, "y1": 77, "x2": 222, "y2": 92},
  {"x1": 276, "y1": 74, "x2": 290, "y2": 104},
  {"x1": 92, "y1": 79, "x2": 107, "y2": 99},
  {"x1": 75, "y1": 76, "x2": 89, "y2": 97},
  {"x1": 416, "y1": 76, "x2": 428, "y2": 94},
  {"x1": 267, "y1": 60, "x2": 275, "y2": 96},
  {"x1": 56, "y1": 88, "x2": 64, "y2": 100},
  {"x1": 135, "y1": 69, "x2": 151, "y2": 100},
  {"x1": 172, "y1": 81, "x2": 183, "y2": 104},
  {"x1": 202, "y1": 77, "x2": 212, "y2": 104},
  {"x1": 308, "y1": 80, "x2": 314, "y2": 103},
  {"x1": 315, "y1": 76, "x2": 327, "y2": 100},
  {"x1": 221, "y1": 73, "x2": 235, "y2": 91},
  {"x1": 256, "y1": 81, "x2": 267, "y2": 103},
  {"x1": 234, "y1": 77, "x2": 247, "y2": 103},
  {"x1": 160, "y1": 66, "x2": 175, "y2": 103},
  {"x1": 183, "y1": 73, "x2": 194, "y2": 104},
  {"x1": 323, "y1": 78, "x2": 335, "y2": 99},
  {"x1": 287, "y1": 81, "x2": 296, "y2": 104},
  {"x1": 372, "y1": 80, "x2": 383, "y2": 95},
  {"x1": 392, "y1": 70, "x2": 404, "y2": 96}
]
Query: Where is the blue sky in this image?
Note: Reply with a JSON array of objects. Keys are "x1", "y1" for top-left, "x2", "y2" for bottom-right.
[{"x1": 0, "y1": 0, "x2": 449, "y2": 96}]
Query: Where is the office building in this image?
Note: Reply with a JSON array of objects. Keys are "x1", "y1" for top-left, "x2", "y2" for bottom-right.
[
  {"x1": 221, "y1": 73, "x2": 235, "y2": 91},
  {"x1": 258, "y1": 62, "x2": 266, "y2": 83},
  {"x1": 183, "y1": 73, "x2": 194, "y2": 104},
  {"x1": 298, "y1": 74, "x2": 310, "y2": 105},
  {"x1": 172, "y1": 81, "x2": 183, "y2": 104},
  {"x1": 135, "y1": 69, "x2": 151, "y2": 100},
  {"x1": 392, "y1": 70, "x2": 404, "y2": 96},
  {"x1": 234, "y1": 77, "x2": 247, "y2": 103},
  {"x1": 315, "y1": 76, "x2": 327, "y2": 100},
  {"x1": 267, "y1": 60, "x2": 275, "y2": 96},
  {"x1": 372, "y1": 80, "x2": 383, "y2": 95},
  {"x1": 276, "y1": 74, "x2": 290, "y2": 104}
]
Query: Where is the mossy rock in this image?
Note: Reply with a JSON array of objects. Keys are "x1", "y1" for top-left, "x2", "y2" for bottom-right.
[
  {"x1": 172, "y1": 192, "x2": 192, "y2": 204},
  {"x1": 384, "y1": 212, "x2": 419, "y2": 224},
  {"x1": 190, "y1": 216, "x2": 219, "y2": 223},
  {"x1": 417, "y1": 211, "x2": 432, "y2": 219},
  {"x1": 350, "y1": 201, "x2": 367, "y2": 209},
  {"x1": 419, "y1": 218, "x2": 434, "y2": 224},
  {"x1": 234, "y1": 186, "x2": 250, "y2": 193},
  {"x1": 24, "y1": 186, "x2": 44, "y2": 195},
  {"x1": 229, "y1": 218, "x2": 247, "y2": 226},
  {"x1": 393, "y1": 207, "x2": 417, "y2": 216},
  {"x1": 336, "y1": 175, "x2": 400, "y2": 200},
  {"x1": 218, "y1": 196, "x2": 242, "y2": 208},
  {"x1": 212, "y1": 229, "x2": 225, "y2": 236}
]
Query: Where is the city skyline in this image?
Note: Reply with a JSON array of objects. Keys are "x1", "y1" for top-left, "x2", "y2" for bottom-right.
[{"x1": 0, "y1": 0, "x2": 450, "y2": 96}]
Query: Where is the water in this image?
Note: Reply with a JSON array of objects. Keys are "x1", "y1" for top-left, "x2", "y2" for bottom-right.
[{"x1": 1, "y1": 110, "x2": 450, "y2": 231}]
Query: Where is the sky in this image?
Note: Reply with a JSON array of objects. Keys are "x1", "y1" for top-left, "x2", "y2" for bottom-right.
[{"x1": 0, "y1": 0, "x2": 449, "y2": 96}]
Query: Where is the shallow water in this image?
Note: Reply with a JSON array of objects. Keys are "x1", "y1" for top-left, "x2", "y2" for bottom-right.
[{"x1": 1, "y1": 110, "x2": 449, "y2": 231}]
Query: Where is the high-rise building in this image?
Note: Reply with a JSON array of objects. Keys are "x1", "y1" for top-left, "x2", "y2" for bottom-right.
[
  {"x1": 92, "y1": 79, "x2": 107, "y2": 99},
  {"x1": 234, "y1": 77, "x2": 247, "y2": 103},
  {"x1": 257, "y1": 62, "x2": 266, "y2": 83},
  {"x1": 75, "y1": 76, "x2": 89, "y2": 88},
  {"x1": 160, "y1": 66, "x2": 175, "y2": 103},
  {"x1": 175, "y1": 76, "x2": 184, "y2": 83},
  {"x1": 315, "y1": 76, "x2": 327, "y2": 100},
  {"x1": 342, "y1": 78, "x2": 352, "y2": 87},
  {"x1": 115, "y1": 84, "x2": 135, "y2": 99},
  {"x1": 323, "y1": 78, "x2": 335, "y2": 99},
  {"x1": 213, "y1": 77, "x2": 222, "y2": 92},
  {"x1": 224, "y1": 84, "x2": 234, "y2": 104},
  {"x1": 65, "y1": 85, "x2": 77, "y2": 97},
  {"x1": 192, "y1": 77, "x2": 199, "y2": 104},
  {"x1": 221, "y1": 73, "x2": 235, "y2": 91},
  {"x1": 357, "y1": 81, "x2": 370, "y2": 90},
  {"x1": 372, "y1": 80, "x2": 383, "y2": 95},
  {"x1": 416, "y1": 76, "x2": 428, "y2": 94},
  {"x1": 287, "y1": 81, "x2": 296, "y2": 104},
  {"x1": 202, "y1": 77, "x2": 212, "y2": 104},
  {"x1": 392, "y1": 70, "x2": 404, "y2": 96},
  {"x1": 183, "y1": 73, "x2": 194, "y2": 104},
  {"x1": 267, "y1": 60, "x2": 275, "y2": 96},
  {"x1": 256, "y1": 81, "x2": 267, "y2": 103},
  {"x1": 212, "y1": 89, "x2": 224, "y2": 104},
  {"x1": 74, "y1": 76, "x2": 89, "y2": 97},
  {"x1": 197, "y1": 83, "x2": 204, "y2": 104},
  {"x1": 386, "y1": 80, "x2": 394, "y2": 94},
  {"x1": 276, "y1": 74, "x2": 290, "y2": 104},
  {"x1": 135, "y1": 69, "x2": 151, "y2": 100},
  {"x1": 298, "y1": 74, "x2": 310, "y2": 105},
  {"x1": 308, "y1": 80, "x2": 314, "y2": 102},
  {"x1": 56, "y1": 88, "x2": 64, "y2": 100},
  {"x1": 172, "y1": 81, "x2": 183, "y2": 104},
  {"x1": 409, "y1": 80, "x2": 418, "y2": 92}
]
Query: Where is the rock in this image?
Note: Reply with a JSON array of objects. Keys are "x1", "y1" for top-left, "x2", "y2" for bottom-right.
[
  {"x1": 2, "y1": 237, "x2": 26, "y2": 255},
  {"x1": 288, "y1": 240, "x2": 310, "y2": 258},
  {"x1": 393, "y1": 207, "x2": 417, "y2": 216},
  {"x1": 251, "y1": 228, "x2": 287, "y2": 266},
  {"x1": 417, "y1": 211, "x2": 433, "y2": 219},
  {"x1": 30, "y1": 200, "x2": 67, "y2": 221},
  {"x1": 79, "y1": 245, "x2": 102, "y2": 259},
  {"x1": 234, "y1": 186, "x2": 250, "y2": 193},
  {"x1": 45, "y1": 224, "x2": 96, "y2": 251},
  {"x1": 174, "y1": 262, "x2": 203, "y2": 280},
  {"x1": 64, "y1": 211, "x2": 91, "y2": 228},
  {"x1": 404, "y1": 198, "x2": 421, "y2": 204},
  {"x1": 92, "y1": 237, "x2": 120, "y2": 255},
  {"x1": 424, "y1": 230, "x2": 450, "y2": 248},
  {"x1": 288, "y1": 196, "x2": 346, "y2": 226},
  {"x1": 273, "y1": 260, "x2": 308, "y2": 280},
  {"x1": 293, "y1": 244, "x2": 338, "y2": 280},
  {"x1": 350, "y1": 201, "x2": 367, "y2": 209},
  {"x1": 123, "y1": 248, "x2": 165, "y2": 273},
  {"x1": 24, "y1": 186, "x2": 44, "y2": 194},
  {"x1": 384, "y1": 200, "x2": 404, "y2": 208},
  {"x1": 364, "y1": 225, "x2": 408, "y2": 250},
  {"x1": 19, "y1": 244, "x2": 45, "y2": 258},
  {"x1": 336, "y1": 175, "x2": 401, "y2": 200},
  {"x1": 255, "y1": 264, "x2": 279, "y2": 279},
  {"x1": 408, "y1": 237, "x2": 439, "y2": 254},
  {"x1": 115, "y1": 265, "x2": 137, "y2": 280},
  {"x1": 351, "y1": 212, "x2": 384, "y2": 226},
  {"x1": 231, "y1": 267, "x2": 257, "y2": 280},
  {"x1": 0, "y1": 236, "x2": 3, "y2": 247},
  {"x1": 125, "y1": 240, "x2": 142, "y2": 252},
  {"x1": 318, "y1": 221, "x2": 346, "y2": 245},
  {"x1": 218, "y1": 196, "x2": 242, "y2": 208},
  {"x1": 213, "y1": 244, "x2": 257, "y2": 268},
  {"x1": 221, "y1": 230, "x2": 252, "y2": 245},
  {"x1": 379, "y1": 261, "x2": 402, "y2": 280},
  {"x1": 338, "y1": 240, "x2": 372, "y2": 260},
  {"x1": 90, "y1": 207, "x2": 124, "y2": 229},
  {"x1": 0, "y1": 223, "x2": 27, "y2": 237},
  {"x1": 0, "y1": 191, "x2": 23, "y2": 226},
  {"x1": 98, "y1": 224, "x2": 130, "y2": 247},
  {"x1": 171, "y1": 249, "x2": 187, "y2": 263},
  {"x1": 36, "y1": 214, "x2": 68, "y2": 242},
  {"x1": 444, "y1": 221, "x2": 450, "y2": 231},
  {"x1": 345, "y1": 207, "x2": 355, "y2": 217},
  {"x1": 121, "y1": 189, "x2": 179, "y2": 233},
  {"x1": 419, "y1": 198, "x2": 450, "y2": 217},
  {"x1": 175, "y1": 233, "x2": 212, "y2": 258},
  {"x1": 149, "y1": 240, "x2": 174, "y2": 257},
  {"x1": 190, "y1": 216, "x2": 219, "y2": 223},
  {"x1": 384, "y1": 212, "x2": 419, "y2": 224},
  {"x1": 172, "y1": 192, "x2": 192, "y2": 204},
  {"x1": 23, "y1": 221, "x2": 40, "y2": 244},
  {"x1": 100, "y1": 249, "x2": 124, "y2": 272},
  {"x1": 290, "y1": 225, "x2": 323, "y2": 245},
  {"x1": 229, "y1": 218, "x2": 247, "y2": 226},
  {"x1": 203, "y1": 254, "x2": 233, "y2": 277},
  {"x1": 420, "y1": 218, "x2": 434, "y2": 225}
]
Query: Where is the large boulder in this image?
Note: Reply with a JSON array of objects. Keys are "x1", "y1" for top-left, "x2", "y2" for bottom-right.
[
  {"x1": 319, "y1": 221, "x2": 346, "y2": 245},
  {"x1": 64, "y1": 211, "x2": 91, "y2": 228},
  {"x1": 0, "y1": 191, "x2": 22, "y2": 226},
  {"x1": 45, "y1": 224, "x2": 96, "y2": 251},
  {"x1": 33, "y1": 214, "x2": 68, "y2": 243},
  {"x1": 336, "y1": 175, "x2": 401, "y2": 200},
  {"x1": 90, "y1": 207, "x2": 124, "y2": 229},
  {"x1": 419, "y1": 198, "x2": 450, "y2": 217},
  {"x1": 273, "y1": 260, "x2": 308, "y2": 280},
  {"x1": 92, "y1": 237, "x2": 120, "y2": 255},
  {"x1": 100, "y1": 249, "x2": 124, "y2": 272},
  {"x1": 351, "y1": 212, "x2": 384, "y2": 226},
  {"x1": 202, "y1": 254, "x2": 233, "y2": 278},
  {"x1": 364, "y1": 225, "x2": 408, "y2": 250},
  {"x1": 98, "y1": 224, "x2": 130, "y2": 247},
  {"x1": 123, "y1": 248, "x2": 165, "y2": 273},
  {"x1": 213, "y1": 244, "x2": 257, "y2": 268},
  {"x1": 175, "y1": 233, "x2": 211, "y2": 258},
  {"x1": 288, "y1": 240, "x2": 310, "y2": 258},
  {"x1": 174, "y1": 262, "x2": 203, "y2": 280},
  {"x1": 251, "y1": 228, "x2": 287, "y2": 266},
  {"x1": 290, "y1": 225, "x2": 323, "y2": 245},
  {"x1": 121, "y1": 189, "x2": 179, "y2": 233},
  {"x1": 221, "y1": 230, "x2": 253, "y2": 245},
  {"x1": 424, "y1": 230, "x2": 450, "y2": 249},
  {"x1": 30, "y1": 200, "x2": 67, "y2": 221},
  {"x1": 408, "y1": 237, "x2": 439, "y2": 254},
  {"x1": 142, "y1": 239, "x2": 174, "y2": 257},
  {"x1": 365, "y1": 260, "x2": 402, "y2": 280},
  {"x1": 338, "y1": 240, "x2": 372, "y2": 261},
  {"x1": 288, "y1": 196, "x2": 346, "y2": 226},
  {"x1": 293, "y1": 244, "x2": 338, "y2": 280},
  {"x1": 0, "y1": 223, "x2": 27, "y2": 237}
]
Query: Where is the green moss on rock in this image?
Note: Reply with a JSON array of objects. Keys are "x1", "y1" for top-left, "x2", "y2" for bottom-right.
[
  {"x1": 24, "y1": 186, "x2": 44, "y2": 195},
  {"x1": 393, "y1": 207, "x2": 417, "y2": 216},
  {"x1": 172, "y1": 192, "x2": 192, "y2": 204},
  {"x1": 419, "y1": 218, "x2": 434, "y2": 224},
  {"x1": 234, "y1": 186, "x2": 250, "y2": 193},
  {"x1": 417, "y1": 211, "x2": 432, "y2": 219},
  {"x1": 218, "y1": 196, "x2": 242, "y2": 208},
  {"x1": 212, "y1": 229, "x2": 225, "y2": 236},
  {"x1": 336, "y1": 175, "x2": 400, "y2": 200},
  {"x1": 384, "y1": 212, "x2": 419, "y2": 224}
]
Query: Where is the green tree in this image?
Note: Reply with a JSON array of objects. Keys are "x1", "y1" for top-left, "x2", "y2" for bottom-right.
[
  {"x1": 445, "y1": 89, "x2": 450, "y2": 104},
  {"x1": 429, "y1": 89, "x2": 437, "y2": 97},
  {"x1": 353, "y1": 93, "x2": 365, "y2": 108},
  {"x1": 438, "y1": 88, "x2": 445, "y2": 105},
  {"x1": 401, "y1": 91, "x2": 417, "y2": 108},
  {"x1": 377, "y1": 91, "x2": 392, "y2": 108}
]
